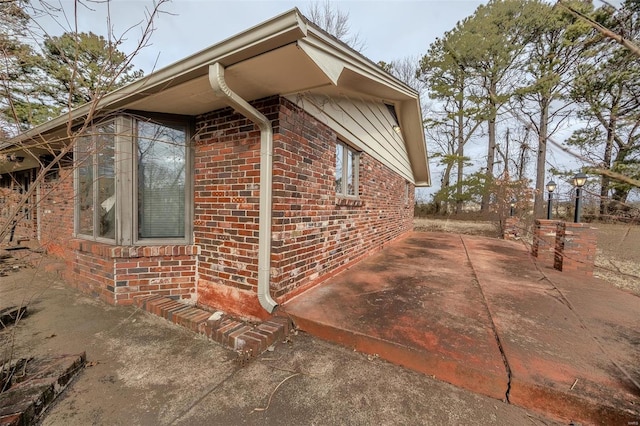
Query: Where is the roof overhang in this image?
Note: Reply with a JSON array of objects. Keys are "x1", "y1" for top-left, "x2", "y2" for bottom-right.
[{"x1": 3, "y1": 8, "x2": 429, "y2": 185}]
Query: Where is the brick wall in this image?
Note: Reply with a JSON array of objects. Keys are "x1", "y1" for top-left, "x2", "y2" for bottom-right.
[
  {"x1": 193, "y1": 98, "x2": 281, "y2": 318},
  {"x1": 271, "y1": 97, "x2": 414, "y2": 298},
  {"x1": 0, "y1": 167, "x2": 73, "y2": 248},
  {"x1": 5, "y1": 95, "x2": 415, "y2": 319},
  {"x1": 193, "y1": 96, "x2": 414, "y2": 319},
  {"x1": 0, "y1": 171, "x2": 37, "y2": 243},
  {"x1": 39, "y1": 167, "x2": 74, "y2": 255},
  {"x1": 64, "y1": 240, "x2": 199, "y2": 305},
  {"x1": 531, "y1": 219, "x2": 560, "y2": 268},
  {"x1": 502, "y1": 217, "x2": 520, "y2": 241},
  {"x1": 553, "y1": 222, "x2": 597, "y2": 276}
]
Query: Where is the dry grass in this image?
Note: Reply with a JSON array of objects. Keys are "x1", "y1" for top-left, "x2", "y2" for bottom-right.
[
  {"x1": 414, "y1": 217, "x2": 640, "y2": 296},
  {"x1": 592, "y1": 223, "x2": 640, "y2": 296},
  {"x1": 413, "y1": 217, "x2": 500, "y2": 238}
]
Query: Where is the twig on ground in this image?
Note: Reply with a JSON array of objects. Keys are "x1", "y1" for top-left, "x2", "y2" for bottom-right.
[{"x1": 253, "y1": 373, "x2": 300, "y2": 412}]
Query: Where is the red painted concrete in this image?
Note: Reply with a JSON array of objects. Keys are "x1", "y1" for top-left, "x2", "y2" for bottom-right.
[
  {"x1": 283, "y1": 232, "x2": 640, "y2": 425},
  {"x1": 285, "y1": 233, "x2": 509, "y2": 401}
]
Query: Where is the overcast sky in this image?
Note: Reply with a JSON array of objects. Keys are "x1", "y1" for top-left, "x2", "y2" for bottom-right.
[{"x1": 38, "y1": 0, "x2": 484, "y2": 74}]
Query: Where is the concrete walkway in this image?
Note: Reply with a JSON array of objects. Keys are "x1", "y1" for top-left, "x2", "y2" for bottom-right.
[
  {"x1": 284, "y1": 232, "x2": 640, "y2": 425},
  {"x1": 1, "y1": 249, "x2": 559, "y2": 425}
]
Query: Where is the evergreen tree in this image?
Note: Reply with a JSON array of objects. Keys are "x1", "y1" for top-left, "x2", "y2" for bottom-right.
[
  {"x1": 418, "y1": 23, "x2": 483, "y2": 214},
  {"x1": 569, "y1": 1, "x2": 640, "y2": 214},
  {"x1": 456, "y1": 0, "x2": 540, "y2": 212},
  {"x1": 0, "y1": 1, "x2": 54, "y2": 132},
  {"x1": 40, "y1": 32, "x2": 143, "y2": 110},
  {"x1": 515, "y1": 0, "x2": 593, "y2": 218}
]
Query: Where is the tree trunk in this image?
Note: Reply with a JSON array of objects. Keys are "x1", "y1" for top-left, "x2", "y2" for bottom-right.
[
  {"x1": 533, "y1": 98, "x2": 549, "y2": 218},
  {"x1": 517, "y1": 128, "x2": 530, "y2": 181},
  {"x1": 481, "y1": 79, "x2": 497, "y2": 212},
  {"x1": 608, "y1": 145, "x2": 631, "y2": 213},
  {"x1": 503, "y1": 128, "x2": 510, "y2": 176},
  {"x1": 600, "y1": 115, "x2": 615, "y2": 215},
  {"x1": 439, "y1": 161, "x2": 454, "y2": 214},
  {"x1": 456, "y1": 97, "x2": 464, "y2": 215}
]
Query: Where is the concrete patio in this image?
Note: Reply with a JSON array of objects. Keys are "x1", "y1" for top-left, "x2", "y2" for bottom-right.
[{"x1": 283, "y1": 232, "x2": 640, "y2": 425}]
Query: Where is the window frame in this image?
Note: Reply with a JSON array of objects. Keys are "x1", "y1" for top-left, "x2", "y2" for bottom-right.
[
  {"x1": 404, "y1": 181, "x2": 410, "y2": 206},
  {"x1": 73, "y1": 114, "x2": 193, "y2": 245},
  {"x1": 132, "y1": 117, "x2": 193, "y2": 245},
  {"x1": 73, "y1": 119, "x2": 117, "y2": 244},
  {"x1": 335, "y1": 140, "x2": 360, "y2": 199}
]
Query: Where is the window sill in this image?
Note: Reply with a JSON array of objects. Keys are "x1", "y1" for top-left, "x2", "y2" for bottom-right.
[
  {"x1": 69, "y1": 238, "x2": 200, "y2": 258},
  {"x1": 335, "y1": 197, "x2": 364, "y2": 207}
]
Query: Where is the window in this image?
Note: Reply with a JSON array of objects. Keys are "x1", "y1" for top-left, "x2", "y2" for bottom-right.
[
  {"x1": 76, "y1": 121, "x2": 116, "y2": 241},
  {"x1": 75, "y1": 117, "x2": 191, "y2": 244},
  {"x1": 136, "y1": 120, "x2": 186, "y2": 240},
  {"x1": 404, "y1": 181, "x2": 410, "y2": 206},
  {"x1": 335, "y1": 141, "x2": 359, "y2": 197}
]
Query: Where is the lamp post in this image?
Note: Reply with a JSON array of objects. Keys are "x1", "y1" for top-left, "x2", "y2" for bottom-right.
[
  {"x1": 509, "y1": 199, "x2": 516, "y2": 217},
  {"x1": 572, "y1": 173, "x2": 587, "y2": 223},
  {"x1": 546, "y1": 180, "x2": 556, "y2": 220}
]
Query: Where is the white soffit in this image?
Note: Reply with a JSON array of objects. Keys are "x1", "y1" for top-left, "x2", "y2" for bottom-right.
[{"x1": 126, "y1": 43, "x2": 335, "y2": 116}]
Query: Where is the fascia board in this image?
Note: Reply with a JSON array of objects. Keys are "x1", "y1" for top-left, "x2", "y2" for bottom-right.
[
  {"x1": 304, "y1": 27, "x2": 419, "y2": 98},
  {"x1": 397, "y1": 98, "x2": 431, "y2": 187}
]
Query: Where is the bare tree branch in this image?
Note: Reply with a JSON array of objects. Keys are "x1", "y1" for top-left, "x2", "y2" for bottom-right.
[{"x1": 557, "y1": 0, "x2": 640, "y2": 58}]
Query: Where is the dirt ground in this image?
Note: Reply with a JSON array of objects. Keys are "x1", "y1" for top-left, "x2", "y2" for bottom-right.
[{"x1": 414, "y1": 217, "x2": 640, "y2": 296}]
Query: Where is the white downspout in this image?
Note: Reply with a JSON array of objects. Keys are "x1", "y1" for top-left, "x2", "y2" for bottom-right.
[{"x1": 208, "y1": 63, "x2": 278, "y2": 314}]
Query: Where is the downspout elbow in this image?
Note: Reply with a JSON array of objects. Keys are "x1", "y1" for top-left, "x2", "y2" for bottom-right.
[{"x1": 209, "y1": 63, "x2": 278, "y2": 314}]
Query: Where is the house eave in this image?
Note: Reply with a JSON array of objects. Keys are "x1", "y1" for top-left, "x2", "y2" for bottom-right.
[
  {"x1": 4, "y1": 7, "x2": 429, "y2": 185},
  {"x1": 6, "y1": 8, "x2": 308, "y2": 145}
]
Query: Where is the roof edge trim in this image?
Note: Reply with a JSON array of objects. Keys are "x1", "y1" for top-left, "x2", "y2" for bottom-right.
[{"x1": 12, "y1": 8, "x2": 308, "y2": 144}]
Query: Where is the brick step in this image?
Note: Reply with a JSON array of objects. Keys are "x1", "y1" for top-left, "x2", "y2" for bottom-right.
[{"x1": 134, "y1": 295, "x2": 292, "y2": 360}]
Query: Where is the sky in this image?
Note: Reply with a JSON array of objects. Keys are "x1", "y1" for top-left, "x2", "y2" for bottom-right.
[{"x1": 36, "y1": 1, "x2": 485, "y2": 74}]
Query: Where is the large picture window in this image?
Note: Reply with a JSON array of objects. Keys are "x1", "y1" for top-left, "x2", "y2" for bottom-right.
[
  {"x1": 335, "y1": 141, "x2": 359, "y2": 197},
  {"x1": 136, "y1": 121, "x2": 186, "y2": 240},
  {"x1": 74, "y1": 116, "x2": 191, "y2": 245}
]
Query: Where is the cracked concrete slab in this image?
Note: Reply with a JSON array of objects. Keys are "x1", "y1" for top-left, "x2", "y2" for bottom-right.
[{"x1": 285, "y1": 232, "x2": 640, "y2": 425}]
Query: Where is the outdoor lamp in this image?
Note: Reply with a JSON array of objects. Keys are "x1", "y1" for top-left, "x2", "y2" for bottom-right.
[
  {"x1": 546, "y1": 180, "x2": 556, "y2": 220},
  {"x1": 509, "y1": 198, "x2": 516, "y2": 217},
  {"x1": 572, "y1": 173, "x2": 587, "y2": 188},
  {"x1": 572, "y1": 172, "x2": 587, "y2": 223}
]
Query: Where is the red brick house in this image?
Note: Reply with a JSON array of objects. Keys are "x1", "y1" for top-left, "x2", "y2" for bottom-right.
[{"x1": 0, "y1": 9, "x2": 429, "y2": 320}]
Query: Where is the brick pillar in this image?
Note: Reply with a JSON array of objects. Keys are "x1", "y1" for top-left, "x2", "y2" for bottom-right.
[
  {"x1": 553, "y1": 222, "x2": 597, "y2": 276},
  {"x1": 532, "y1": 219, "x2": 559, "y2": 267},
  {"x1": 502, "y1": 217, "x2": 520, "y2": 240}
]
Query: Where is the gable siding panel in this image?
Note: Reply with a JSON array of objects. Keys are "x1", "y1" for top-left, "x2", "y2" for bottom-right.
[{"x1": 285, "y1": 94, "x2": 414, "y2": 183}]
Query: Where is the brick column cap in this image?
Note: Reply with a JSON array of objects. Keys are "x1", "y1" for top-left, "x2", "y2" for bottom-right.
[
  {"x1": 535, "y1": 219, "x2": 561, "y2": 226},
  {"x1": 561, "y1": 222, "x2": 598, "y2": 230}
]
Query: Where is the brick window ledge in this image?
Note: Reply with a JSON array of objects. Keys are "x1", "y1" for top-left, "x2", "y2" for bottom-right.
[
  {"x1": 335, "y1": 197, "x2": 364, "y2": 207},
  {"x1": 68, "y1": 239, "x2": 200, "y2": 258}
]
